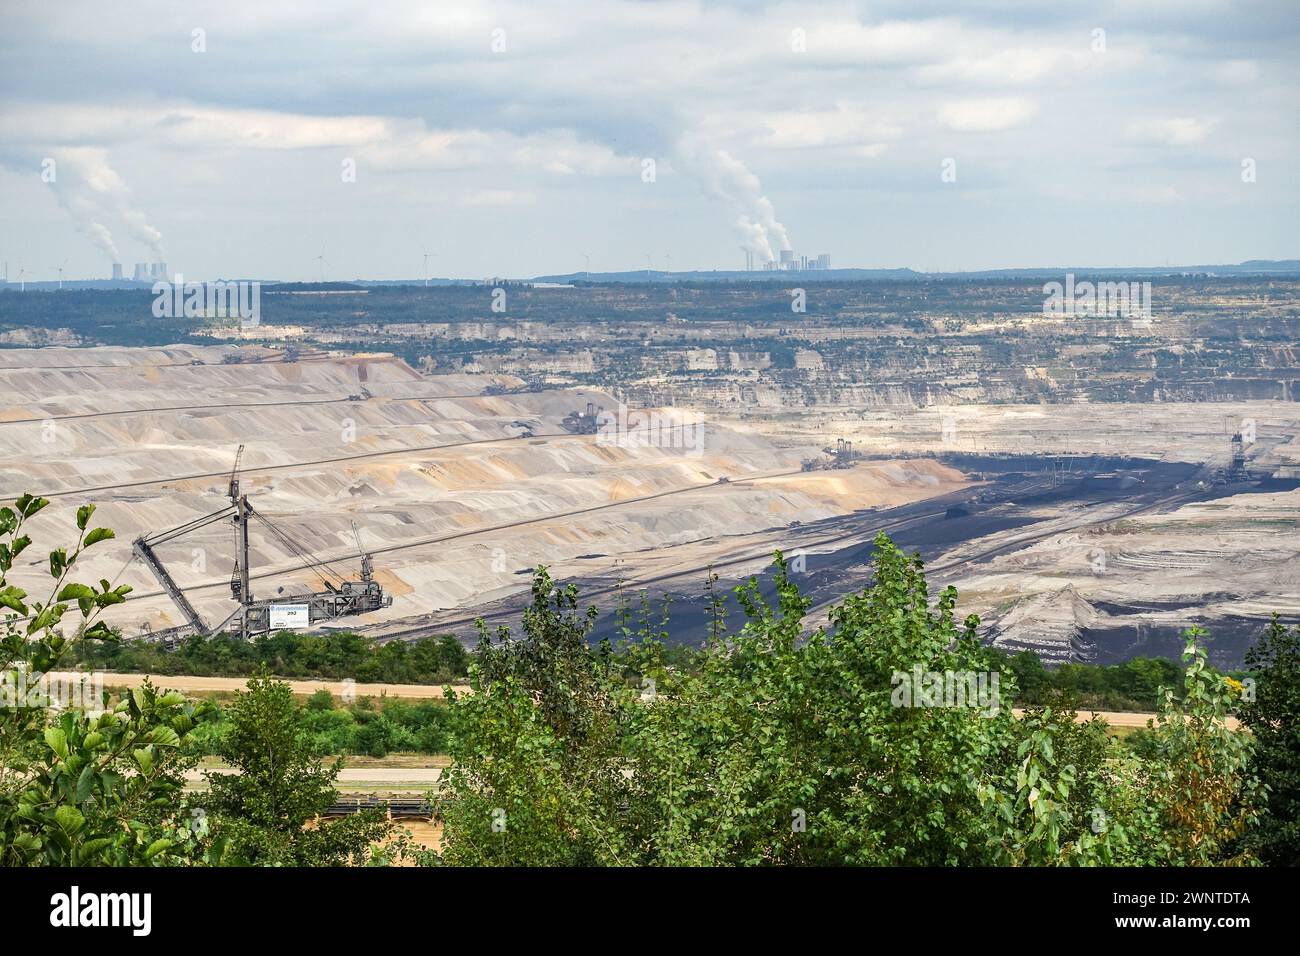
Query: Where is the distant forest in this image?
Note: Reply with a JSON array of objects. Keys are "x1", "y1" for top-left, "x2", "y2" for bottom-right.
[{"x1": 5, "y1": 278, "x2": 1297, "y2": 353}]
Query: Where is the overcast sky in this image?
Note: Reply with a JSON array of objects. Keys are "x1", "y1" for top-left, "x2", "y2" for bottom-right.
[{"x1": 1, "y1": 0, "x2": 1297, "y2": 281}]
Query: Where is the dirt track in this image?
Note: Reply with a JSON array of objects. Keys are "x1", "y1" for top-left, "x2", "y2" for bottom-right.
[
  {"x1": 99, "y1": 671, "x2": 1233, "y2": 728},
  {"x1": 1010, "y1": 707, "x2": 1240, "y2": 730},
  {"x1": 186, "y1": 767, "x2": 445, "y2": 787},
  {"x1": 99, "y1": 672, "x2": 470, "y2": 699}
]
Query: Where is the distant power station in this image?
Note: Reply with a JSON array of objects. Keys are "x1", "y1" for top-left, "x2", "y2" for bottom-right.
[
  {"x1": 743, "y1": 249, "x2": 830, "y2": 272},
  {"x1": 127, "y1": 262, "x2": 168, "y2": 281}
]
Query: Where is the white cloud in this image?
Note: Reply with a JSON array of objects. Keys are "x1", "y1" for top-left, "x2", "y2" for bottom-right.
[
  {"x1": 760, "y1": 105, "x2": 902, "y2": 150},
  {"x1": 458, "y1": 189, "x2": 535, "y2": 206},
  {"x1": 917, "y1": 46, "x2": 1084, "y2": 86},
  {"x1": 937, "y1": 98, "x2": 1038, "y2": 132},
  {"x1": 0, "y1": 0, "x2": 1294, "y2": 277},
  {"x1": 1212, "y1": 59, "x2": 1260, "y2": 85},
  {"x1": 1129, "y1": 117, "x2": 1215, "y2": 146}
]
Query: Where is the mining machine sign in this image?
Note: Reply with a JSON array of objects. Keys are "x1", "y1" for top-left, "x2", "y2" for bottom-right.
[{"x1": 269, "y1": 604, "x2": 310, "y2": 629}]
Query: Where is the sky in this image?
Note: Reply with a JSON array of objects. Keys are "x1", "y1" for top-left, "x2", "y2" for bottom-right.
[{"x1": 1, "y1": 0, "x2": 1297, "y2": 281}]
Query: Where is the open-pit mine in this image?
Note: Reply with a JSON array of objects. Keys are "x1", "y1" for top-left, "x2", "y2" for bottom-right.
[{"x1": 1, "y1": 275, "x2": 1297, "y2": 668}]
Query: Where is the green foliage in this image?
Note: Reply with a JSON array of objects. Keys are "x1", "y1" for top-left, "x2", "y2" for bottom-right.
[
  {"x1": 199, "y1": 675, "x2": 393, "y2": 866},
  {"x1": 432, "y1": 534, "x2": 1270, "y2": 868},
  {"x1": 2, "y1": 491, "x2": 1281, "y2": 869},
  {"x1": 0, "y1": 495, "x2": 219, "y2": 865},
  {"x1": 988, "y1": 635, "x2": 1259, "y2": 867},
  {"x1": 188, "y1": 695, "x2": 453, "y2": 759},
  {"x1": 979, "y1": 700, "x2": 1115, "y2": 865},
  {"x1": 1236, "y1": 614, "x2": 1300, "y2": 864},
  {"x1": 997, "y1": 647, "x2": 1185, "y2": 712},
  {"x1": 70, "y1": 629, "x2": 469, "y2": 684},
  {"x1": 624, "y1": 538, "x2": 1020, "y2": 865},
  {"x1": 1140, "y1": 633, "x2": 1260, "y2": 865},
  {"x1": 432, "y1": 567, "x2": 633, "y2": 866}
]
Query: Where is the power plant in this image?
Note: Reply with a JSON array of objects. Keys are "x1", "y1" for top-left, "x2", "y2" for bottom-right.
[
  {"x1": 131, "y1": 262, "x2": 168, "y2": 281},
  {"x1": 749, "y1": 249, "x2": 830, "y2": 272}
]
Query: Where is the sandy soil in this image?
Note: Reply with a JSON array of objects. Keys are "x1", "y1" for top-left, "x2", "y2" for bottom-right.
[
  {"x1": 1011, "y1": 707, "x2": 1239, "y2": 730},
  {"x1": 186, "y1": 767, "x2": 444, "y2": 786},
  {"x1": 98, "y1": 672, "x2": 470, "y2": 698},
  {"x1": 102, "y1": 671, "x2": 1241, "y2": 728},
  {"x1": 0, "y1": 345, "x2": 970, "y2": 637}
]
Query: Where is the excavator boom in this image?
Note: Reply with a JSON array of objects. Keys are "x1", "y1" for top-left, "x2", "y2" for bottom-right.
[{"x1": 132, "y1": 536, "x2": 209, "y2": 634}]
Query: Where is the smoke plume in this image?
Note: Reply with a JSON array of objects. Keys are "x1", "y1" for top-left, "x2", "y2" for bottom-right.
[
  {"x1": 50, "y1": 148, "x2": 163, "y2": 263},
  {"x1": 675, "y1": 134, "x2": 791, "y2": 264}
]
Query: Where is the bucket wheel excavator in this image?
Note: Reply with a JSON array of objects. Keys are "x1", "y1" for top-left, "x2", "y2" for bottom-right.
[{"x1": 131, "y1": 445, "x2": 391, "y2": 644}]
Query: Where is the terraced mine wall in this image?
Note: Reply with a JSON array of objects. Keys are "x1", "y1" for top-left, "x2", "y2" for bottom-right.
[
  {"x1": 4, "y1": 280, "x2": 1298, "y2": 412},
  {"x1": 0, "y1": 345, "x2": 975, "y2": 641},
  {"x1": 422, "y1": 456, "x2": 1280, "y2": 667}
]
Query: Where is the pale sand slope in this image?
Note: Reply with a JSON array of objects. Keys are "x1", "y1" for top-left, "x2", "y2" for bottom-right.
[
  {"x1": 0, "y1": 345, "x2": 969, "y2": 635},
  {"x1": 720, "y1": 401, "x2": 1300, "y2": 472},
  {"x1": 954, "y1": 487, "x2": 1300, "y2": 659}
]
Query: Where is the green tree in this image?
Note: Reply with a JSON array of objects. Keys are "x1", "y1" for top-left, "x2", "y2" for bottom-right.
[
  {"x1": 980, "y1": 698, "x2": 1115, "y2": 866},
  {"x1": 1238, "y1": 614, "x2": 1300, "y2": 864},
  {"x1": 1116, "y1": 633, "x2": 1261, "y2": 866},
  {"x1": 627, "y1": 537, "x2": 1019, "y2": 865},
  {"x1": 431, "y1": 567, "x2": 634, "y2": 866},
  {"x1": 200, "y1": 675, "x2": 393, "y2": 865},
  {"x1": 431, "y1": 534, "x2": 1265, "y2": 868},
  {"x1": 0, "y1": 494, "x2": 217, "y2": 865},
  {"x1": 1151, "y1": 633, "x2": 1259, "y2": 864}
]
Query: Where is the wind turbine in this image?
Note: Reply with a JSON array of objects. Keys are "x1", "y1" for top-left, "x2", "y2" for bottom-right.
[
  {"x1": 53, "y1": 259, "x2": 67, "y2": 291},
  {"x1": 583, "y1": 253, "x2": 590, "y2": 280},
  {"x1": 312, "y1": 249, "x2": 329, "y2": 283},
  {"x1": 422, "y1": 249, "x2": 431, "y2": 287},
  {"x1": 664, "y1": 252, "x2": 672, "y2": 274},
  {"x1": 16, "y1": 267, "x2": 26, "y2": 292},
  {"x1": 645, "y1": 253, "x2": 653, "y2": 277}
]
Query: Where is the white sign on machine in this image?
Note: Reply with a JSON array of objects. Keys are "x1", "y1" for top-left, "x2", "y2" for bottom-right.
[{"x1": 269, "y1": 603, "x2": 310, "y2": 629}]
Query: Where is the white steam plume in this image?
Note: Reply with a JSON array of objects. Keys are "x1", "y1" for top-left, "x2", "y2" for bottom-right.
[
  {"x1": 51, "y1": 148, "x2": 163, "y2": 262},
  {"x1": 675, "y1": 134, "x2": 791, "y2": 264},
  {"x1": 0, "y1": 147, "x2": 116, "y2": 263},
  {"x1": 121, "y1": 209, "x2": 164, "y2": 260},
  {"x1": 68, "y1": 199, "x2": 121, "y2": 261}
]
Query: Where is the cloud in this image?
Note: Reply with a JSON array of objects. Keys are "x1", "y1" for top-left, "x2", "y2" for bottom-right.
[
  {"x1": 1213, "y1": 60, "x2": 1261, "y2": 85},
  {"x1": 1129, "y1": 117, "x2": 1215, "y2": 146},
  {"x1": 0, "y1": 0, "x2": 1295, "y2": 276},
  {"x1": 674, "y1": 133, "x2": 791, "y2": 263},
  {"x1": 760, "y1": 105, "x2": 902, "y2": 150},
  {"x1": 916, "y1": 44, "x2": 1087, "y2": 86},
  {"x1": 458, "y1": 189, "x2": 534, "y2": 206},
  {"x1": 0, "y1": 146, "x2": 165, "y2": 263},
  {"x1": 937, "y1": 98, "x2": 1038, "y2": 132}
]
